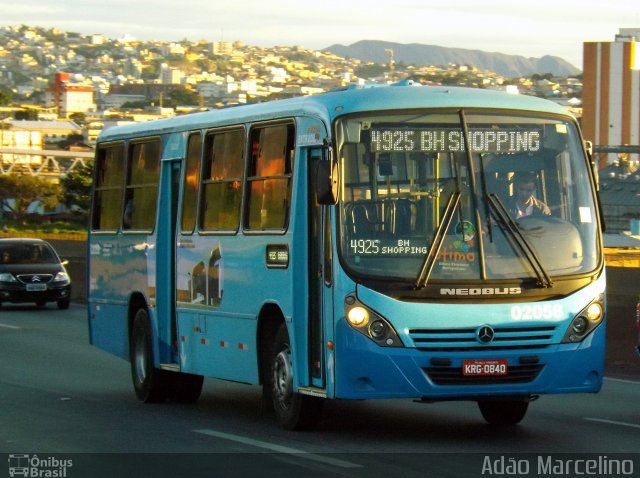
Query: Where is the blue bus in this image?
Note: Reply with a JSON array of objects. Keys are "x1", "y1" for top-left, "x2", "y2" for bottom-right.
[{"x1": 88, "y1": 82, "x2": 605, "y2": 429}]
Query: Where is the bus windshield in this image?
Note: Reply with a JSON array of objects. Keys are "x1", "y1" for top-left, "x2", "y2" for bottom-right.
[{"x1": 337, "y1": 110, "x2": 600, "y2": 284}]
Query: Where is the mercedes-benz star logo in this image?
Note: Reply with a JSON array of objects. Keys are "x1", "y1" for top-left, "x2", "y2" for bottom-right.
[{"x1": 476, "y1": 325, "x2": 495, "y2": 344}]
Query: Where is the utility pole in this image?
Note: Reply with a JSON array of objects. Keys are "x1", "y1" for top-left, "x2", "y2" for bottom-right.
[{"x1": 385, "y1": 48, "x2": 395, "y2": 74}]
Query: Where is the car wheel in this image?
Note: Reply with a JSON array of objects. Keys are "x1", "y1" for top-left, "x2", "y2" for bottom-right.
[
  {"x1": 130, "y1": 308, "x2": 171, "y2": 403},
  {"x1": 270, "y1": 323, "x2": 323, "y2": 430},
  {"x1": 57, "y1": 298, "x2": 70, "y2": 310}
]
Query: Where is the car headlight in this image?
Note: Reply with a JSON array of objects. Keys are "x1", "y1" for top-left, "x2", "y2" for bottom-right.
[
  {"x1": 54, "y1": 272, "x2": 70, "y2": 284},
  {"x1": 0, "y1": 272, "x2": 17, "y2": 282}
]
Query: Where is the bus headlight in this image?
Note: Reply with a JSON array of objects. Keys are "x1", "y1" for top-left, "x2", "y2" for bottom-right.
[
  {"x1": 572, "y1": 316, "x2": 588, "y2": 334},
  {"x1": 562, "y1": 301, "x2": 604, "y2": 343},
  {"x1": 347, "y1": 306, "x2": 369, "y2": 326},
  {"x1": 344, "y1": 295, "x2": 404, "y2": 347},
  {"x1": 585, "y1": 302, "x2": 603, "y2": 323}
]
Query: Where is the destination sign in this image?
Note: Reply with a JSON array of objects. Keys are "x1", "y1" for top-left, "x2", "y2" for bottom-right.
[{"x1": 369, "y1": 127, "x2": 542, "y2": 154}]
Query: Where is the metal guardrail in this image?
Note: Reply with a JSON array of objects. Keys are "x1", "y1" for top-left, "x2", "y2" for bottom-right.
[
  {"x1": 0, "y1": 148, "x2": 94, "y2": 178},
  {"x1": 593, "y1": 145, "x2": 640, "y2": 154}
]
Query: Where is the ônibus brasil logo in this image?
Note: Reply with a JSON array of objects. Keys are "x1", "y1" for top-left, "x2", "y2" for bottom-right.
[{"x1": 8, "y1": 454, "x2": 73, "y2": 477}]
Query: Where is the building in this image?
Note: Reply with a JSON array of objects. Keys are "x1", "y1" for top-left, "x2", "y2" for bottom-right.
[
  {"x1": 582, "y1": 28, "x2": 640, "y2": 167},
  {"x1": 0, "y1": 119, "x2": 43, "y2": 168},
  {"x1": 2, "y1": 119, "x2": 81, "y2": 146},
  {"x1": 159, "y1": 63, "x2": 184, "y2": 85},
  {"x1": 211, "y1": 41, "x2": 234, "y2": 56},
  {"x1": 46, "y1": 72, "x2": 96, "y2": 117}
]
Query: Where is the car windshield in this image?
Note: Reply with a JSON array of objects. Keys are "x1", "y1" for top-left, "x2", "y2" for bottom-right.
[
  {"x1": 336, "y1": 110, "x2": 600, "y2": 284},
  {"x1": 0, "y1": 243, "x2": 58, "y2": 265}
]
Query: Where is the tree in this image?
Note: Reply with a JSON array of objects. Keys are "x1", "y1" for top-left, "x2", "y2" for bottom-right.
[
  {"x1": 164, "y1": 88, "x2": 200, "y2": 107},
  {"x1": 0, "y1": 88, "x2": 12, "y2": 106},
  {"x1": 0, "y1": 174, "x2": 61, "y2": 222},
  {"x1": 60, "y1": 162, "x2": 93, "y2": 211},
  {"x1": 69, "y1": 112, "x2": 86, "y2": 125},
  {"x1": 14, "y1": 110, "x2": 38, "y2": 120}
]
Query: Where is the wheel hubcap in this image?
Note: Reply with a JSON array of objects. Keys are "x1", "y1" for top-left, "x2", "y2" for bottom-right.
[
  {"x1": 134, "y1": 332, "x2": 147, "y2": 383},
  {"x1": 273, "y1": 347, "x2": 293, "y2": 410}
]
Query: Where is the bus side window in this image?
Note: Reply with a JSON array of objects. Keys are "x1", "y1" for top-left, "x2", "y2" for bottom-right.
[
  {"x1": 91, "y1": 143, "x2": 125, "y2": 231},
  {"x1": 245, "y1": 123, "x2": 294, "y2": 231},
  {"x1": 123, "y1": 139, "x2": 161, "y2": 232},
  {"x1": 199, "y1": 128, "x2": 244, "y2": 231},
  {"x1": 180, "y1": 132, "x2": 202, "y2": 234}
]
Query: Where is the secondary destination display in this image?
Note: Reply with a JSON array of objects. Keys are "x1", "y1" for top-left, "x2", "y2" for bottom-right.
[{"x1": 369, "y1": 127, "x2": 543, "y2": 153}]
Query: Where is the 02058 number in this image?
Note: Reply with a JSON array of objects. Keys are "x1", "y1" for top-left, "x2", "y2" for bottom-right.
[{"x1": 510, "y1": 304, "x2": 563, "y2": 321}]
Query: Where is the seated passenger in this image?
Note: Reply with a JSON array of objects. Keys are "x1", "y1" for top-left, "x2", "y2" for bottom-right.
[{"x1": 507, "y1": 171, "x2": 550, "y2": 218}]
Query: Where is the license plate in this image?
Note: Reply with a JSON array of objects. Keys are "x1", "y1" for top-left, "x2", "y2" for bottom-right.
[
  {"x1": 462, "y1": 359, "x2": 508, "y2": 376},
  {"x1": 26, "y1": 283, "x2": 47, "y2": 291}
]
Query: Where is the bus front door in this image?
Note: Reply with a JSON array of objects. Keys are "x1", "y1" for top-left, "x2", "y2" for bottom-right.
[{"x1": 156, "y1": 159, "x2": 181, "y2": 364}]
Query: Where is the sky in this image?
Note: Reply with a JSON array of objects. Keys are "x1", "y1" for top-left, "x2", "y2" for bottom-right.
[{"x1": 1, "y1": 0, "x2": 639, "y2": 68}]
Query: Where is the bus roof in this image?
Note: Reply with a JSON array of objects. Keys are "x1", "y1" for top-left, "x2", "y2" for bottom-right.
[{"x1": 98, "y1": 83, "x2": 570, "y2": 143}]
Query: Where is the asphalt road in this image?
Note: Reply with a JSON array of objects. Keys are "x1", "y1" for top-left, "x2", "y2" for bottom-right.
[{"x1": 1, "y1": 303, "x2": 639, "y2": 478}]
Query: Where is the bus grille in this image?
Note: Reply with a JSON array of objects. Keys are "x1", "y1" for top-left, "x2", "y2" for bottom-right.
[
  {"x1": 425, "y1": 364, "x2": 544, "y2": 385},
  {"x1": 408, "y1": 325, "x2": 557, "y2": 352}
]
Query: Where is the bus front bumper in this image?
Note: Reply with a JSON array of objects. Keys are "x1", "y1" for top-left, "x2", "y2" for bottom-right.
[{"x1": 333, "y1": 320, "x2": 605, "y2": 400}]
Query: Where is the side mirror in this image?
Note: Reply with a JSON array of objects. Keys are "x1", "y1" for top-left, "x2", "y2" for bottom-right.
[
  {"x1": 584, "y1": 140, "x2": 599, "y2": 191},
  {"x1": 315, "y1": 148, "x2": 339, "y2": 205},
  {"x1": 61, "y1": 260, "x2": 70, "y2": 266}
]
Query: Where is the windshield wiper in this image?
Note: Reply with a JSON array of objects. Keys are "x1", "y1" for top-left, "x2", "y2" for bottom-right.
[
  {"x1": 414, "y1": 191, "x2": 461, "y2": 290},
  {"x1": 486, "y1": 193, "x2": 553, "y2": 288}
]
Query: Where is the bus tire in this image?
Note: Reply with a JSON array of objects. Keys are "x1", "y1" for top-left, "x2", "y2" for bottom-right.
[
  {"x1": 57, "y1": 298, "x2": 70, "y2": 310},
  {"x1": 130, "y1": 308, "x2": 170, "y2": 403},
  {"x1": 270, "y1": 324, "x2": 323, "y2": 430},
  {"x1": 478, "y1": 399, "x2": 528, "y2": 426},
  {"x1": 169, "y1": 372, "x2": 204, "y2": 403}
]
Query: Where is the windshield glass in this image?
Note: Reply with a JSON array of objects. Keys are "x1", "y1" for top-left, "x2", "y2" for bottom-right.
[
  {"x1": 0, "y1": 243, "x2": 58, "y2": 265},
  {"x1": 337, "y1": 110, "x2": 599, "y2": 283}
]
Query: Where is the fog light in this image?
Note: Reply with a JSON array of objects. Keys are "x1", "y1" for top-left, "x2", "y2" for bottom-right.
[
  {"x1": 585, "y1": 302, "x2": 603, "y2": 322},
  {"x1": 572, "y1": 316, "x2": 588, "y2": 334},
  {"x1": 369, "y1": 320, "x2": 386, "y2": 339},
  {"x1": 347, "y1": 306, "x2": 369, "y2": 326}
]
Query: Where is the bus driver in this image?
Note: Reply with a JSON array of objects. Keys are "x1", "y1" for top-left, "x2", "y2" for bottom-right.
[{"x1": 508, "y1": 171, "x2": 550, "y2": 218}]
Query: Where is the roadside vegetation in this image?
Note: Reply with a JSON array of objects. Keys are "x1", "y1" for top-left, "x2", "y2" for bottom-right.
[{"x1": 0, "y1": 164, "x2": 92, "y2": 235}]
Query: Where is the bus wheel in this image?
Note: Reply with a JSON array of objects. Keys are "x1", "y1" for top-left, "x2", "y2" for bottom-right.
[
  {"x1": 478, "y1": 399, "x2": 529, "y2": 426},
  {"x1": 270, "y1": 324, "x2": 323, "y2": 430},
  {"x1": 169, "y1": 372, "x2": 204, "y2": 403},
  {"x1": 130, "y1": 308, "x2": 170, "y2": 403}
]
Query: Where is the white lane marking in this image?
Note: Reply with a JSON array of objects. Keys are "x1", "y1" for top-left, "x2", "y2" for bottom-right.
[
  {"x1": 604, "y1": 377, "x2": 640, "y2": 385},
  {"x1": 0, "y1": 323, "x2": 20, "y2": 329},
  {"x1": 193, "y1": 429, "x2": 362, "y2": 469},
  {"x1": 585, "y1": 418, "x2": 640, "y2": 430}
]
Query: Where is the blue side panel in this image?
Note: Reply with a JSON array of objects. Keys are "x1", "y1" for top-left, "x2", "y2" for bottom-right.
[
  {"x1": 175, "y1": 233, "x2": 294, "y2": 384},
  {"x1": 88, "y1": 233, "x2": 155, "y2": 361},
  {"x1": 88, "y1": 302, "x2": 129, "y2": 360},
  {"x1": 178, "y1": 311, "x2": 258, "y2": 383}
]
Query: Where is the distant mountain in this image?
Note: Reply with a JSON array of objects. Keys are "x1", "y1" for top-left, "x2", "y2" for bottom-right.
[{"x1": 323, "y1": 40, "x2": 580, "y2": 77}]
